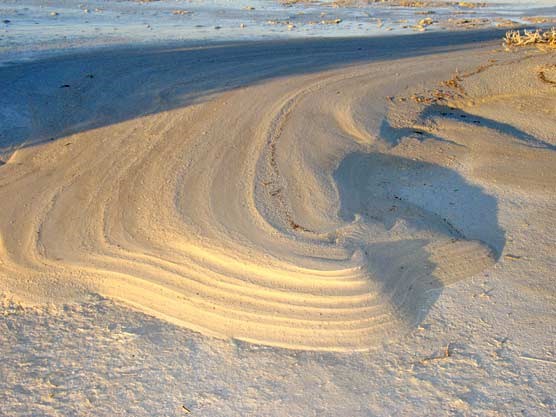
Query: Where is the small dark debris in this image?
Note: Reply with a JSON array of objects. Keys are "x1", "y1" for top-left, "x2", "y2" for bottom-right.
[
  {"x1": 60, "y1": 84, "x2": 71, "y2": 88},
  {"x1": 289, "y1": 219, "x2": 311, "y2": 233},
  {"x1": 3, "y1": 19, "x2": 10, "y2": 24},
  {"x1": 85, "y1": 73, "x2": 94, "y2": 79}
]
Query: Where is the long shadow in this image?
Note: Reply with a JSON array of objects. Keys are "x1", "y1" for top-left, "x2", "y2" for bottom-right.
[
  {"x1": 333, "y1": 151, "x2": 504, "y2": 328},
  {"x1": 365, "y1": 239, "x2": 443, "y2": 329},
  {"x1": 378, "y1": 118, "x2": 466, "y2": 148},
  {"x1": 0, "y1": 29, "x2": 508, "y2": 159},
  {"x1": 379, "y1": 105, "x2": 556, "y2": 151},
  {"x1": 421, "y1": 105, "x2": 556, "y2": 151}
]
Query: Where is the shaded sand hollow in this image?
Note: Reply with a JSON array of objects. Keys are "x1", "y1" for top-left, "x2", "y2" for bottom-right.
[{"x1": 0, "y1": 36, "x2": 554, "y2": 351}]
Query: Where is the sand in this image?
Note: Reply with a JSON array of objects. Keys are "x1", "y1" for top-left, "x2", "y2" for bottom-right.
[{"x1": 0, "y1": 30, "x2": 555, "y2": 415}]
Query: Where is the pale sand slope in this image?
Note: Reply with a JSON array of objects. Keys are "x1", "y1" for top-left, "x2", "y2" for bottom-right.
[
  {"x1": 0, "y1": 34, "x2": 555, "y2": 415},
  {"x1": 0, "y1": 34, "x2": 555, "y2": 353}
]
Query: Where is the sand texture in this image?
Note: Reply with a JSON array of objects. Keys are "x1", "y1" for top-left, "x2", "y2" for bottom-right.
[
  {"x1": 1, "y1": 34, "x2": 554, "y2": 353},
  {"x1": 1, "y1": 30, "x2": 556, "y2": 416}
]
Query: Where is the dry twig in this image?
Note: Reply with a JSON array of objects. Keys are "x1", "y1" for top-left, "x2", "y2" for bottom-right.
[{"x1": 504, "y1": 28, "x2": 556, "y2": 50}]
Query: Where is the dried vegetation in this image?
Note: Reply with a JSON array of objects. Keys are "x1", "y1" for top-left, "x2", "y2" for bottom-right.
[{"x1": 504, "y1": 28, "x2": 556, "y2": 50}]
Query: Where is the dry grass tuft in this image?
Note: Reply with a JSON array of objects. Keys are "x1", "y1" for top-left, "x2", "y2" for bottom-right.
[{"x1": 504, "y1": 27, "x2": 556, "y2": 50}]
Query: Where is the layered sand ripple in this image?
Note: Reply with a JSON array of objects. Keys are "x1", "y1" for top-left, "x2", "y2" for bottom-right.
[{"x1": 0, "y1": 42, "x2": 554, "y2": 351}]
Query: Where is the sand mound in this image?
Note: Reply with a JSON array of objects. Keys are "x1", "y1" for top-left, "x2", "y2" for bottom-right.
[{"x1": 2, "y1": 45, "x2": 553, "y2": 351}]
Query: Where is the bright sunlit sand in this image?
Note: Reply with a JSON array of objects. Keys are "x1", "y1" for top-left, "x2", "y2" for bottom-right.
[{"x1": 1, "y1": 1, "x2": 555, "y2": 416}]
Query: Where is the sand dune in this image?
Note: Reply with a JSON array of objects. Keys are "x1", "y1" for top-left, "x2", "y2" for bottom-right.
[{"x1": 0, "y1": 41, "x2": 554, "y2": 351}]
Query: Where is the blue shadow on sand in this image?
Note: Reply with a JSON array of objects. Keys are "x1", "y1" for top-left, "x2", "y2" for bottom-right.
[
  {"x1": 333, "y1": 151, "x2": 505, "y2": 327},
  {"x1": 0, "y1": 28, "x2": 510, "y2": 158}
]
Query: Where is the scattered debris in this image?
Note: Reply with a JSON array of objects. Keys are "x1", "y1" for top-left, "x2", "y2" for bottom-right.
[
  {"x1": 172, "y1": 10, "x2": 192, "y2": 16},
  {"x1": 289, "y1": 219, "x2": 312, "y2": 232},
  {"x1": 419, "y1": 342, "x2": 453, "y2": 364},
  {"x1": 457, "y1": 1, "x2": 485, "y2": 8},
  {"x1": 267, "y1": 19, "x2": 298, "y2": 29},
  {"x1": 494, "y1": 18, "x2": 519, "y2": 29},
  {"x1": 447, "y1": 17, "x2": 490, "y2": 29},
  {"x1": 478, "y1": 288, "x2": 493, "y2": 299},
  {"x1": 320, "y1": 18, "x2": 342, "y2": 25},
  {"x1": 522, "y1": 16, "x2": 556, "y2": 25}
]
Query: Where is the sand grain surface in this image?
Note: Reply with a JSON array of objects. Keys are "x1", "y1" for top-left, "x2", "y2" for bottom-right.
[
  {"x1": 0, "y1": 34, "x2": 555, "y2": 415},
  {"x1": 1, "y1": 40, "x2": 554, "y2": 351}
]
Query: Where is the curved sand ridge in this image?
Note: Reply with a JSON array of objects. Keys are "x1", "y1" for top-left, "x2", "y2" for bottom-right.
[{"x1": 0, "y1": 51, "x2": 514, "y2": 351}]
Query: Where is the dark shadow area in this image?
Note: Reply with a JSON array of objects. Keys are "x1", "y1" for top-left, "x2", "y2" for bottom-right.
[
  {"x1": 0, "y1": 29, "x2": 508, "y2": 158},
  {"x1": 365, "y1": 239, "x2": 442, "y2": 329},
  {"x1": 421, "y1": 104, "x2": 556, "y2": 151},
  {"x1": 334, "y1": 151, "x2": 505, "y2": 255},
  {"x1": 378, "y1": 118, "x2": 466, "y2": 148},
  {"x1": 333, "y1": 151, "x2": 504, "y2": 328}
]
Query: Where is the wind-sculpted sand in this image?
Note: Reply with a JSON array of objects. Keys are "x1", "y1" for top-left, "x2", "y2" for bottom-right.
[{"x1": 0, "y1": 40, "x2": 554, "y2": 351}]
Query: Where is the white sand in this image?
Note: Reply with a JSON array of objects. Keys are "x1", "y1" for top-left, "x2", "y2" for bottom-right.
[{"x1": 0, "y1": 32, "x2": 555, "y2": 415}]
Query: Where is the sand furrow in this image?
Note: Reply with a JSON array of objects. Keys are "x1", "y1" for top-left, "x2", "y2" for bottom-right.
[{"x1": 8, "y1": 48, "x2": 554, "y2": 350}]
